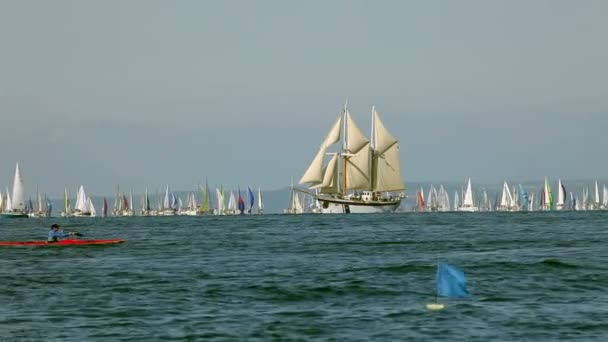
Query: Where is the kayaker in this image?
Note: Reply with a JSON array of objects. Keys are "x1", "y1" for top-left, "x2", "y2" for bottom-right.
[{"x1": 48, "y1": 224, "x2": 80, "y2": 242}]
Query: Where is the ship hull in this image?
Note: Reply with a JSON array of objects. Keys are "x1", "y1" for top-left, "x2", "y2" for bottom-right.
[{"x1": 316, "y1": 196, "x2": 401, "y2": 214}]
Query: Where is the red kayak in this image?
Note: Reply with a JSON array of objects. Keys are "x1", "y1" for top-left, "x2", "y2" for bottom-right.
[{"x1": 0, "y1": 238, "x2": 125, "y2": 246}]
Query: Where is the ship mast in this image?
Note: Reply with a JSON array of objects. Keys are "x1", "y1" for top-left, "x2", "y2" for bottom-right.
[{"x1": 341, "y1": 102, "x2": 348, "y2": 196}]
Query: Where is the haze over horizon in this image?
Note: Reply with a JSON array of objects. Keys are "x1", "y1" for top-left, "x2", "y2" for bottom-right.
[{"x1": 1, "y1": 0, "x2": 606, "y2": 197}]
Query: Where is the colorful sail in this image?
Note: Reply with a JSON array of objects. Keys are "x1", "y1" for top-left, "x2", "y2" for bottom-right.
[
  {"x1": 200, "y1": 181, "x2": 209, "y2": 212},
  {"x1": 238, "y1": 188, "x2": 245, "y2": 214},
  {"x1": 248, "y1": 187, "x2": 255, "y2": 213},
  {"x1": 102, "y1": 197, "x2": 108, "y2": 217}
]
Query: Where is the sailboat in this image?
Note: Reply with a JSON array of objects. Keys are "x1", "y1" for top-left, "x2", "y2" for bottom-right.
[
  {"x1": 592, "y1": 180, "x2": 600, "y2": 210},
  {"x1": 1, "y1": 163, "x2": 28, "y2": 218},
  {"x1": 140, "y1": 188, "x2": 156, "y2": 216},
  {"x1": 496, "y1": 181, "x2": 518, "y2": 212},
  {"x1": 199, "y1": 181, "x2": 212, "y2": 215},
  {"x1": 601, "y1": 185, "x2": 608, "y2": 210},
  {"x1": 102, "y1": 197, "x2": 108, "y2": 217},
  {"x1": 215, "y1": 187, "x2": 225, "y2": 215},
  {"x1": 416, "y1": 187, "x2": 425, "y2": 212},
  {"x1": 457, "y1": 178, "x2": 479, "y2": 212},
  {"x1": 540, "y1": 177, "x2": 553, "y2": 211},
  {"x1": 180, "y1": 191, "x2": 201, "y2": 216},
  {"x1": 237, "y1": 189, "x2": 245, "y2": 215},
  {"x1": 72, "y1": 185, "x2": 95, "y2": 217},
  {"x1": 160, "y1": 185, "x2": 177, "y2": 216},
  {"x1": 256, "y1": 187, "x2": 264, "y2": 214},
  {"x1": 285, "y1": 184, "x2": 305, "y2": 214},
  {"x1": 556, "y1": 179, "x2": 567, "y2": 211},
  {"x1": 247, "y1": 187, "x2": 255, "y2": 214},
  {"x1": 226, "y1": 191, "x2": 238, "y2": 215},
  {"x1": 28, "y1": 187, "x2": 51, "y2": 218},
  {"x1": 299, "y1": 104, "x2": 405, "y2": 214}
]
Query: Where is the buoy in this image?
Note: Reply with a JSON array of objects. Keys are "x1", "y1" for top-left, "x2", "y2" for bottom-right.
[{"x1": 426, "y1": 303, "x2": 445, "y2": 310}]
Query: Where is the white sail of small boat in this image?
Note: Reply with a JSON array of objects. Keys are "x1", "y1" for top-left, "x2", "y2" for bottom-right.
[
  {"x1": 453, "y1": 191, "x2": 459, "y2": 211},
  {"x1": 457, "y1": 178, "x2": 479, "y2": 212},
  {"x1": 528, "y1": 192, "x2": 535, "y2": 211},
  {"x1": 256, "y1": 187, "x2": 264, "y2": 214},
  {"x1": 215, "y1": 187, "x2": 225, "y2": 215},
  {"x1": 161, "y1": 185, "x2": 177, "y2": 215},
  {"x1": 5, "y1": 187, "x2": 12, "y2": 212},
  {"x1": 227, "y1": 191, "x2": 237, "y2": 215},
  {"x1": 497, "y1": 181, "x2": 518, "y2": 211},
  {"x1": 88, "y1": 197, "x2": 97, "y2": 217},
  {"x1": 286, "y1": 185, "x2": 304, "y2": 214},
  {"x1": 11, "y1": 163, "x2": 25, "y2": 211},
  {"x1": 593, "y1": 180, "x2": 600, "y2": 210},
  {"x1": 602, "y1": 185, "x2": 608, "y2": 210}
]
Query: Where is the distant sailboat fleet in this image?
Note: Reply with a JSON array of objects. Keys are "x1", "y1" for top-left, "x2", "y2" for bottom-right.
[
  {"x1": 0, "y1": 163, "x2": 264, "y2": 218},
  {"x1": 2, "y1": 146, "x2": 607, "y2": 217},
  {"x1": 414, "y1": 177, "x2": 608, "y2": 212}
]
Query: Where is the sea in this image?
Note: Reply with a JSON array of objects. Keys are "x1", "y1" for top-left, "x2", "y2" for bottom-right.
[{"x1": 0, "y1": 212, "x2": 607, "y2": 341}]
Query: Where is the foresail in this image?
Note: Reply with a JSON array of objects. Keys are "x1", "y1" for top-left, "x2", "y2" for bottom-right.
[
  {"x1": 311, "y1": 154, "x2": 340, "y2": 194},
  {"x1": 299, "y1": 115, "x2": 343, "y2": 185}
]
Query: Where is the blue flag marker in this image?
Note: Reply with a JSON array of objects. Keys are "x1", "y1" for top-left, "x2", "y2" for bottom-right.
[
  {"x1": 427, "y1": 262, "x2": 469, "y2": 310},
  {"x1": 437, "y1": 262, "x2": 469, "y2": 298}
]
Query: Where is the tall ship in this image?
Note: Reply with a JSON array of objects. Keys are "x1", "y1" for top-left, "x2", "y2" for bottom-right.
[{"x1": 299, "y1": 104, "x2": 405, "y2": 213}]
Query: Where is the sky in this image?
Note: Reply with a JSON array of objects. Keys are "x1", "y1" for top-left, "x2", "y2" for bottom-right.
[{"x1": 0, "y1": 0, "x2": 607, "y2": 197}]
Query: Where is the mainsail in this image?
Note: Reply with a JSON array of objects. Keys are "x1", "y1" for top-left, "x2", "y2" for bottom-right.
[
  {"x1": 463, "y1": 178, "x2": 474, "y2": 207},
  {"x1": 11, "y1": 163, "x2": 25, "y2": 211},
  {"x1": 371, "y1": 108, "x2": 405, "y2": 192}
]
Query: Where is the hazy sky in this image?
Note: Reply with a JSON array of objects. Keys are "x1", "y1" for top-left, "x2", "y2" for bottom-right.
[{"x1": 0, "y1": 0, "x2": 606, "y2": 197}]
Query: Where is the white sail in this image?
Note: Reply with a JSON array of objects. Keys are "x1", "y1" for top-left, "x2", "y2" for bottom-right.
[
  {"x1": 594, "y1": 180, "x2": 600, "y2": 207},
  {"x1": 228, "y1": 191, "x2": 237, "y2": 211},
  {"x1": 602, "y1": 185, "x2": 608, "y2": 209},
  {"x1": 129, "y1": 190, "x2": 134, "y2": 211},
  {"x1": 215, "y1": 188, "x2": 224, "y2": 215},
  {"x1": 499, "y1": 181, "x2": 513, "y2": 208},
  {"x1": 300, "y1": 115, "x2": 343, "y2": 184},
  {"x1": 371, "y1": 109, "x2": 404, "y2": 191},
  {"x1": 87, "y1": 197, "x2": 97, "y2": 217},
  {"x1": 463, "y1": 178, "x2": 474, "y2": 206},
  {"x1": 453, "y1": 191, "x2": 459, "y2": 211},
  {"x1": 5, "y1": 187, "x2": 12, "y2": 212},
  {"x1": 11, "y1": 163, "x2": 26, "y2": 211},
  {"x1": 257, "y1": 188, "x2": 264, "y2": 211},
  {"x1": 75, "y1": 186, "x2": 89, "y2": 212},
  {"x1": 163, "y1": 185, "x2": 171, "y2": 209}
]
